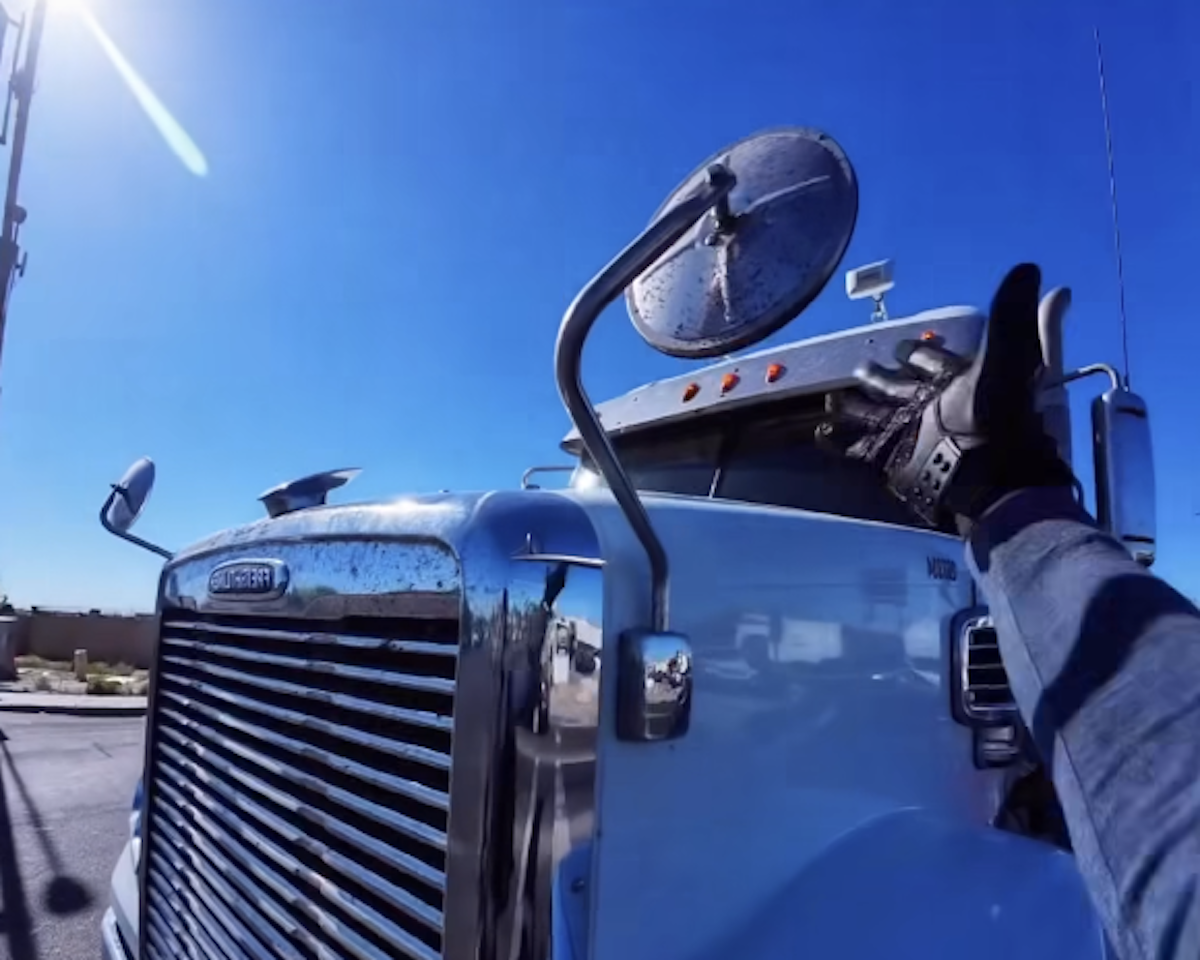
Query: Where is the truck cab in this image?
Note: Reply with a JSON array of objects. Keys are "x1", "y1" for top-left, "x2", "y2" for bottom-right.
[{"x1": 99, "y1": 127, "x2": 1152, "y2": 960}]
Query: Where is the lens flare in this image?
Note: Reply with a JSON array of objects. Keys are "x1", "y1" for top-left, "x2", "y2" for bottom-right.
[{"x1": 73, "y1": 4, "x2": 209, "y2": 177}]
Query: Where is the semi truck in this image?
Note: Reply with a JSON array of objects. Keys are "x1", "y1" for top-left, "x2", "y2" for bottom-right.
[{"x1": 97, "y1": 127, "x2": 1155, "y2": 960}]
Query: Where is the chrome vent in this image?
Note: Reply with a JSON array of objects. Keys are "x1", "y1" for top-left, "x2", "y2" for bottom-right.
[
  {"x1": 142, "y1": 614, "x2": 457, "y2": 960},
  {"x1": 955, "y1": 614, "x2": 1018, "y2": 725}
]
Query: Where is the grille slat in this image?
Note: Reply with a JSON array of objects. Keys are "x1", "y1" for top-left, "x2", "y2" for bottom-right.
[
  {"x1": 155, "y1": 808, "x2": 413, "y2": 960},
  {"x1": 152, "y1": 851, "x2": 276, "y2": 959},
  {"x1": 149, "y1": 868, "x2": 264, "y2": 960},
  {"x1": 157, "y1": 674, "x2": 450, "y2": 772},
  {"x1": 155, "y1": 758, "x2": 446, "y2": 935},
  {"x1": 145, "y1": 611, "x2": 458, "y2": 960},
  {"x1": 154, "y1": 778, "x2": 434, "y2": 960},
  {"x1": 155, "y1": 818, "x2": 306, "y2": 960},
  {"x1": 161, "y1": 655, "x2": 452, "y2": 732},
  {"x1": 154, "y1": 734, "x2": 446, "y2": 892},
  {"x1": 146, "y1": 927, "x2": 184, "y2": 960},
  {"x1": 153, "y1": 777, "x2": 347, "y2": 954},
  {"x1": 155, "y1": 738, "x2": 446, "y2": 895},
  {"x1": 147, "y1": 913, "x2": 204, "y2": 960},
  {"x1": 157, "y1": 723, "x2": 449, "y2": 851},
  {"x1": 154, "y1": 811, "x2": 316, "y2": 950},
  {"x1": 164, "y1": 634, "x2": 456, "y2": 696},
  {"x1": 163, "y1": 620, "x2": 459, "y2": 658},
  {"x1": 146, "y1": 904, "x2": 194, "y2": 960},
  {"x1": 158, "y1": 689, "x2": 449, "y2": 810}
]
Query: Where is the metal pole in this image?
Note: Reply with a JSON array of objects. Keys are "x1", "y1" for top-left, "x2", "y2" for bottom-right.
[{"x1": 0, "y1": 0, "x2": 47, "y2": 378}]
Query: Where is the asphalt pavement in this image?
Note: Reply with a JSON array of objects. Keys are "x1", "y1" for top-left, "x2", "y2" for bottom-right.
[{"x1": 0, "y1": 713, "x2": 144, "y2": 960}]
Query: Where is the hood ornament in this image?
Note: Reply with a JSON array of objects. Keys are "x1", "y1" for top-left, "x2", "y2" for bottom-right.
[{"x1": 258, "y1": 468, "x2": 361, "y2": 519}]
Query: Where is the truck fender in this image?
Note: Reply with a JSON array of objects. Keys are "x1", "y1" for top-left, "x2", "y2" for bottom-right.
[{"x1": 689, "y1": 809, "x2": 1110, "y2": 960}]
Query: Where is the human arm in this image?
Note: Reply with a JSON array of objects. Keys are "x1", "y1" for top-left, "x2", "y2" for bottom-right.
[
  {"x1": 819, "y1": 263, "x2": 1200, "y2": 960},
  {"x1": 970, "y1": 486, "x2": 1200, "y2": 960}
]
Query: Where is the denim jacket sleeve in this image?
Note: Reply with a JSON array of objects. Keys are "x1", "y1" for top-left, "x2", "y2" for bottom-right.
[{"x1": 967, "y1": 488, "x2": 1200, "y2": 960}]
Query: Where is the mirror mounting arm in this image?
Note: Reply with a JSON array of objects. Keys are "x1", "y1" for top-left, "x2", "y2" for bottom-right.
[
  {"x1": 1041, "y1": 363, "x2": 1155, "y2": 567},
  {"x1": 554, "y1": 165, "x2": 736, "y2": 632},
  {"x1": 1042, "y1": 362, "x2": 1122, "y2": 393},
  {"x1": 99, "y1": 486, "x2": 173, "y2": 560}
]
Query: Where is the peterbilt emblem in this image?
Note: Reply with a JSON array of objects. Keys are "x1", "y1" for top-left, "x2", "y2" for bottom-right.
[
  {"x1": 208, "y1": 559, "x2": 289, "y2": 600},
  {"x1": 927, "y1": 557, "x2": 958, "y2": 582}
]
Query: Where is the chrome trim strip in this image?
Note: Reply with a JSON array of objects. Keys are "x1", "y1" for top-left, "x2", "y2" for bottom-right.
[
  {"x1": 445, "y1": 493, "x2": 604, "y2": 960},
  {"x1": 511, "y1": 552, "x2": 605, "y2": 568}
]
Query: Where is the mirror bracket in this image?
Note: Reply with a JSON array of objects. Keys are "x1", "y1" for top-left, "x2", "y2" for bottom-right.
[
  {"x1": 1042, "y1": 362, "x2": 1122, "y2": 393},
  {"x1": 99, "y1": 484, "x2": 173, "y2": 560},
  {"x1": 554, "y1": 164, "x2": 736, "y2": 632},
  {"x1": 1042, "y1": 366, "x2": 1156, "y2": 567}
]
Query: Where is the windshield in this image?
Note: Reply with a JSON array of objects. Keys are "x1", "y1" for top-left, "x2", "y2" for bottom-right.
[{"x1": 573, "y1": 395, "x2": 945, "y2": 532}]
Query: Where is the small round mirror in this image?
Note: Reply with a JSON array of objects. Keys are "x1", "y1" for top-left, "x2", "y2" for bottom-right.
[
  {"x1": 105, "y1": 457, "x2": 157, "y2": 533},
  {"x1": 627, "y1": 127, "x2": 859, "y2": 359}
]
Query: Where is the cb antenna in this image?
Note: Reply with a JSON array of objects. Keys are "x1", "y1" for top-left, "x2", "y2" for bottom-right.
[{"x1": 1094, "y1": 27, "x2": 1132, "y2": 388}]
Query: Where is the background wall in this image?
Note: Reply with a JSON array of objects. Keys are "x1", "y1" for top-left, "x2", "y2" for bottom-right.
[{"x1": 13, "y1": 608, "x2": 156, "y2": 668}]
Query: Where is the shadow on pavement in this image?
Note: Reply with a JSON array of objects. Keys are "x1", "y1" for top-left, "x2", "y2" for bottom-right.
[
  {"x1": 0, "y1": 728, "x2": 37, "y2": 960},
  {"x1": 0, "y1": 727, "x2": 96, "y2": 959}
]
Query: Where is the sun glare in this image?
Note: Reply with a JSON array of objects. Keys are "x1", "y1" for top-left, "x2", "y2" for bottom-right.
[{"x1": 71, "y1": 2, "x2": 209, "y2": 178}]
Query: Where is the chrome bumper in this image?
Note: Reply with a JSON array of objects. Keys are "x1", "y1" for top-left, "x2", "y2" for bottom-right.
[
  {"x1": 102, "y1": 838, "x2": 140, "y2": 960},
  {"x1": 101, "y1": 908, "x2": 133, "y2": 960}
]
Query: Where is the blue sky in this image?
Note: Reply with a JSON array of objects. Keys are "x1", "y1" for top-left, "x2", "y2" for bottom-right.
[{"x1": 0, "y1": 0, "x2": 1195, "y2": 611}]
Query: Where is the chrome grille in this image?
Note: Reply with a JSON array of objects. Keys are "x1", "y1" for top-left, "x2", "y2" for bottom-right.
[{"x1": 143, "y1": 614, "x2": 457, "y2": 960}]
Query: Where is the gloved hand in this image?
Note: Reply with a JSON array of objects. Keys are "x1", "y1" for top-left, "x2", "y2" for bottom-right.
[{"x1": 817, "y1": 263, "x2": 1076, "y2": 532}]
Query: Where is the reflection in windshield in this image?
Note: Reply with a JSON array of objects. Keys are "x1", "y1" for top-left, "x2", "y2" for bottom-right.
[{"x1": 569, "y1": 396, "x2": 939, "y2": 531}]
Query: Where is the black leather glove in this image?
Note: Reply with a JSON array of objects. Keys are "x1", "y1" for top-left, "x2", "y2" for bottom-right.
[{"x1": 818, "y1": 263, "x2": 1076, "y2": 532}]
